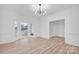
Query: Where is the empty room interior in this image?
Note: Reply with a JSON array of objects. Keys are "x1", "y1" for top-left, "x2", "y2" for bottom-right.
[{"x1": 0, "y1": 4, "x2": 79, "y2": 54}]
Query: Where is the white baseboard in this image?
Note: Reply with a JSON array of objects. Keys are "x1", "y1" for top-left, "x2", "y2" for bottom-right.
[
  {"x1": 65, "y1": 40, "x2": 79, "y2": 47},
  {"x1": 0, "y1": 37, "x2": 20, "y2": 44}
]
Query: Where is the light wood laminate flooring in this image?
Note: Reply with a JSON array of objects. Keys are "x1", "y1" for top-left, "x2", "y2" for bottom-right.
[{"x1": 0, "y1": 37, "x2": 79, "y2": 54}]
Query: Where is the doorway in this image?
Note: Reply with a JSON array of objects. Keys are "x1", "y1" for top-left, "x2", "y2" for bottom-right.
[{"x1": 49, "y1": 19, "x2": 65, "y2": 38}]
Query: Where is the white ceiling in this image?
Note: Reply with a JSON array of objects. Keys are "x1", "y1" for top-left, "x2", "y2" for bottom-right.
[
  {"x1": 0, "y1": 4, "x2": 79, "y2": 18},
  {"x1": 46, "y1": 4, "x2": 79, "y2": 16}
]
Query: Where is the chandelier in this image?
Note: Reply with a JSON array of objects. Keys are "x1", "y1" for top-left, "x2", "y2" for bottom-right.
[{"x1": 33, "y1": 4, "x2": 47, "y2": 16}]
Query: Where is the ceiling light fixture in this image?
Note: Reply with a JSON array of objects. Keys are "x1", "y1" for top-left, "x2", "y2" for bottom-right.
[{"x1": 33, "y1": 4, "x2": 47, "y2": 16}]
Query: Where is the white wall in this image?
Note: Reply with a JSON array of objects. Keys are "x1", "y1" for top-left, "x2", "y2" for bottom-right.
[
  {"x1": 39, "y1": 17, "x2": 49, "y2": 39},
  {"x1": 39, "y1": 6, "x2": 79, "y2": 47},
  {"x1": 0, "y1": 5, "x2": 39, "y2": 44},
  {"x1": 50, "y1": 20, "x2": 65, "y2": 37},
  {"x1": 0, "y1": 10, "x2": 18, "y2": 44},
  {"x1": 16, "y1": 16, "x2": 39, "y2": 38}
]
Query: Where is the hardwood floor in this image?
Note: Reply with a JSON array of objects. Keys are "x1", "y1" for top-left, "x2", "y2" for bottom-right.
[{"x1": 0, "y1": 37, "x2": 79, "y2": 54}]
